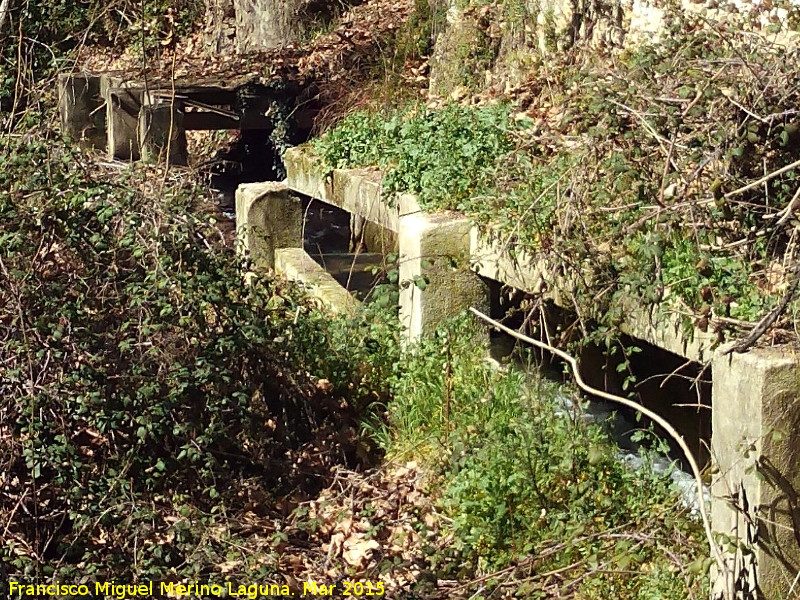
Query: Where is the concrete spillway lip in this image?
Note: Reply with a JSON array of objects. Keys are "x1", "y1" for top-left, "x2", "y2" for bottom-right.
[{"x1": 275, "y1": 248, "x2": 360, "y2": 315}]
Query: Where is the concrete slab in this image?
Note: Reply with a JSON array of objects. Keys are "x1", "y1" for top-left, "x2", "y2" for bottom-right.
[
  {"x1": 284, "y1": 146, "x2": 403, "y2": 232},
  {"x1": 236, "y1": 181, "x2": 303, "y2": 270},
  {"x1": 275, "y1": 248, "x2": 360, "y2": 315},
  {"x1": 332, "y1": 168, "x2": 398, "y2": 232},
  {"x1": 620, "y1": 303, "x2": 718, "y2": 364},
  {"x1": 284, "y1": 146, "x2": 335, "y2": 205},
  {"x1": 58, "y1": 73, "x2": 106, "y2": 149},
  {"x1": 139, "y1": 103, "x2": 188, "y2": 166},
  {"x1": 309, "y1": 252, "x2": 386, "y2": 298},
  {"x1": 399, "y1": 212, "x2": 490, "y2": 342},
  {"x1": 470, "y1": 228, "x2": 717, "y2": 363}
]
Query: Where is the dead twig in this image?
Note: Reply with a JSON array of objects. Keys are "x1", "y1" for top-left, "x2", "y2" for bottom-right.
[
  {"x1": 723, "y1": 263, "x2": 800, "y2": 355},
  {"x1": 724, "y1": 157, "x2": 800, "y2": 199},
  {"x1": 769, "y1": 185, "x2": 800, "y2": 228}
]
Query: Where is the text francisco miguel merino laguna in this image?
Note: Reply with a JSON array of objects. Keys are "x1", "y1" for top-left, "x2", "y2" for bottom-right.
[{"x1": 9, "y1": 580, "x2": 386, "y2": 598}]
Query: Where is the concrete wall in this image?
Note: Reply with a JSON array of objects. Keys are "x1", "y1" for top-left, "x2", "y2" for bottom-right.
[
  {"x1": 712, "y1": 348, "x2": 800, "y2": 599},
  {"x1": 58, "y1": 73, "x2": 107, "y2": 150},
  {"x1": 235, "y1": 181, "x2": 303, "y2": 271}
]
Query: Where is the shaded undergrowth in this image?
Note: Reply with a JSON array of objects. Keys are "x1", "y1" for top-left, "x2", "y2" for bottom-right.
[
  {"x1": 0, "y1": 129, "x2": 396, "y2": 585},
  {"x1": 382, "y1": 317, "x2": 709, "y2": 599}
]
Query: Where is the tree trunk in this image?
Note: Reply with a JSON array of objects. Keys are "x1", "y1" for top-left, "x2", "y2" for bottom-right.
[
  {"x1": 234, "y1": 0, "x2": 307, "y2": 52},
  {"x1": 233, "y1": 0, "x2": 358, "y2": 52},
  {"x1": 0, "y1": 0, "x2": 12, "y2": 35}
]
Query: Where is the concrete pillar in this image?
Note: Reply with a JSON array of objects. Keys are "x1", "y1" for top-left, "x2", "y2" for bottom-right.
[
  {"x1": 139, "y1": 102, "x2": 188, "y2": 166},
  {"x1": 398, "y1": 212, "x2": 489, "y2": 343},
  {"x1": 235, "y1": 182, "x2": 303, "y2": 270},
  {"x1": 107, "y1": 88, "x2": 143, "y2": 160},
  {"x1": 711, "y1": 347, "x2": 800, "y2": 599},
  {"x1": 57, "y1": 73, "x2": 106, "y2": 149}
]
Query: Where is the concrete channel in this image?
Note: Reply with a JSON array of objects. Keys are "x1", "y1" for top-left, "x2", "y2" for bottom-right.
[{"x1": 247, "y1": 145, "x2": 800, "y2": 600}]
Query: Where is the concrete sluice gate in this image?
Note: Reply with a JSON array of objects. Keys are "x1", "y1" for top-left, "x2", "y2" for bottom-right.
[
  {"x1": 57, "y1": 71, "x2": 309, "y2": 167},
  {"x1": 60, "y1": 72, "x2": 800, "y2": 599}
]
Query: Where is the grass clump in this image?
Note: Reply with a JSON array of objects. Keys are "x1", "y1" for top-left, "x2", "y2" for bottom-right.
[{"x1": 384, "y1": 316, "x2": 709, "y2": 599}]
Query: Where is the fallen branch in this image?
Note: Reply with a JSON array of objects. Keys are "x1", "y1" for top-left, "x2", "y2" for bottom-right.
[
  {"x1": 770, "y1": 185, "x2": 800, "y2": 228},
  {"x1": 468, "y1": 306, "x2": 732, "y2": 600},
  {"x1": 724, "y1": 157, "x2": 800, "y2": 199}
]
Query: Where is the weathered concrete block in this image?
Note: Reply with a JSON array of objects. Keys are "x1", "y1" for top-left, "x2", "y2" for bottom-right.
[
  {"x1": 398, "y1": 193, "x2": 422, "y2": 217},
  {"x1": 361, "y1": 221, "x2": 398, "y2": 254},
  {"x1": 139, "y1": 103, "x2": 188, "y2": 166},
  {"x1": 235, "y1": 181, "x2": 302, "y2": 270},
  {"x1": 284, "y1": 146, "x2": 405, "y2": 233},
  {"x1": 275, "y1": 248, "x2": 359, "y2": 315},
  {"x1": 107, "y1": 88, "x2": 143, "y2": 160},
  {"x1": 399, "y1": 212, "x2": 490, "y2": 342},
  {"x1": 58, "y1": 73, "x2": 106, "y2": 149},
  {"x1": 469, "y1": 226, "x2": 717, "y2": 362},
  {"x1": 470, "y1": 228, "x2": 550, "y2": 297},
  {"x1": 333, "y1": 169, "x2": 398, "y2": 232},
  {"x1": 284, "y1": 146, "x2": 335, "y2": 204},
  {"x1": 711, "y1": 347, "x2": 800, "y2": 599},
  {"x1": 620, "y1": 303, "x2": 717, "y2": 363}
]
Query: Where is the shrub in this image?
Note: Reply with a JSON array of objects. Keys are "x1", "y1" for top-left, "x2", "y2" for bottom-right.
[
  {"x1": 386, "y1": 316, "x2": 708, "y2": 599},
  {"x1": 311, "y1": 102, "x2": 517, "y2": 210},
  {"x1": 0, "y1": 131, "x2": 389, "y2": 582}
]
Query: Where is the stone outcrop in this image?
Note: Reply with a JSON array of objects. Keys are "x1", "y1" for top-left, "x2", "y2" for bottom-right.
[{"x1": 430, "y1": 0, "x2": 800, "y2": 96}]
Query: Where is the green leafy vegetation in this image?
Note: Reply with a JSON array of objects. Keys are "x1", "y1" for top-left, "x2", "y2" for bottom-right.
[
  {"x1": 312, "y1": 102, "x2": 517, "y2": 209},
  {"x1": 384, "y1": 316, "x2": 709, "y2": 599},
  {"x1": 0, "y1": 131, "x2": 394, "y2": 583}
]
